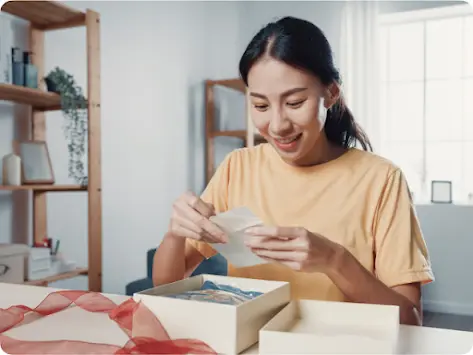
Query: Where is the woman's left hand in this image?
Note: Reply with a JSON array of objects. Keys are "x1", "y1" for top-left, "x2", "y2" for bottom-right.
[{"x1": 244, "y1": 226, "x2": 342, "y2": 273}]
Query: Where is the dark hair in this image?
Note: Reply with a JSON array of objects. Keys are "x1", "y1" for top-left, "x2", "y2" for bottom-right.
[{"x1": 238, "y1": 16, "x2": 372, "y2": 152}]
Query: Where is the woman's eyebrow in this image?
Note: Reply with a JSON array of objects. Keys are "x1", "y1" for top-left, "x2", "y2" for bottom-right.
[{"x1": 249, "y1": 87, "x2": 308, "y2": 99}]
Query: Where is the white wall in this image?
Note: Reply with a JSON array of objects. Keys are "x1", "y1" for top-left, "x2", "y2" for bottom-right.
[
  {"x1": 0, "y1": 1, "x2": 245, "y2": 294},
  {"x1": 237, "y1": 0, "x2": 473, "y2": 315}
]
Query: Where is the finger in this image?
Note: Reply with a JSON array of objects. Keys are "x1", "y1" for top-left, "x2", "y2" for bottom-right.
[
  {"x1": 255, "y1": 254, "x2": 303, "y2": 271},
  {"x1": 251, "y1": 248, "x2": 307, "y2": 261},
  {"x1": 183, "y1": 192, "x2": 215, "y2": 218},
  {"x1": 173, "y1": 214, "x2": 222, "y2": 243},
  {"x1": 201, "y1": 230, "x2": 224, "y2": 244},
  {"x1": 171, "y1": 224, "x2": 204, "y2": 241},
  {"x1": 173, "y1": 213, "x2": 202, "y2": 234},
  {"x1": 175, "y1": 201, "x2": 227, "y2": 242},
  {"x1": 245, "y1": 226, "x2": 302, "y2": 239},
  {"x1": 244, "y1": 235, "x2": 307, "y2": 251}
]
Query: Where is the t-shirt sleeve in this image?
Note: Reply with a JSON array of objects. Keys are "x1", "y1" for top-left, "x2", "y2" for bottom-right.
[
  {"x1": 373, "y1": 168, "x2": 435, "y2": 288},
  {"x1": 185, "y1": 152, "x2": 233, "y2": 259}
]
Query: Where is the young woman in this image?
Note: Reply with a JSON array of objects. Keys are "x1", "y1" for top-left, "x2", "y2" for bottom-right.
[{"x1": 153, "y1": 16, "x2": 434, "y2": 325}]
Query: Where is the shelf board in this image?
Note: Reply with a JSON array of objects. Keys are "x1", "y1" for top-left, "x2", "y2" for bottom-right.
[
  {"x1": 1, "y1": 1, "x2": 86, "y2": 30},
  {"x1": 0, "y1": 83, "x2": 63, "y2": 110},
  {"x1": 207, "y1": 79, "x2": 246, "y2": 93},
  {"x1": 24, "y1": 267, "x2": 89, "y2": 286},
  {"x1": 0, "y1": 184, "x2": 87, "y2": 192}
]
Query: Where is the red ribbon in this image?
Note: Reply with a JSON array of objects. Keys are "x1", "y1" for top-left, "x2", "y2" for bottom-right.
[{"x1": 0, "y1": 290, "x2": 216, "y2": 354}]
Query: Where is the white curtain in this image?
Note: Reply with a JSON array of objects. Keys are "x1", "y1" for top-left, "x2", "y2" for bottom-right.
[{"x1": 339, "y1": 0, "x2": 382, "y2": 151}]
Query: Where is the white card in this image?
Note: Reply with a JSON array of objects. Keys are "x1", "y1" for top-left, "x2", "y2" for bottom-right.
[{"x1": 210, "y1": 207, "x2": 267, "y2": 267}]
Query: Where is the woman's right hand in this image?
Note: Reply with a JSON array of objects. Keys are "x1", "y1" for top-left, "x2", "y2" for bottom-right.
[{"x1": 169, "y1": 191, "x2": 228, "y2": 243}]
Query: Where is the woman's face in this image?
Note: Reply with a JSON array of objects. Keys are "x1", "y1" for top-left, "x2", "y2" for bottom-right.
[{"x1": 247, "y1": 57, "x2": 335, "y2": 165}]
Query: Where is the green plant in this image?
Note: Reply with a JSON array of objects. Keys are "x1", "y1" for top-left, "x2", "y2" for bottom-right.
[{"x1": 44, "y1": 67, "x2": 88, "y2": 186}]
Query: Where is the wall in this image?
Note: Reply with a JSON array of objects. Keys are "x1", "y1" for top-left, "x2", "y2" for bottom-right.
[
  {"x1": 0, "y1": 1, "x2": 245, "y2": 294},
  {"x1": 238, "y1": 0, "x2": 473, "y2": 315},
  {"x1": 237, "y1": 1, "x2": 345, "y2": 65}
]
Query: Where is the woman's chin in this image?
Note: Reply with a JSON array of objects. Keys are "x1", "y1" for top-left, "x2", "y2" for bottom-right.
[{"x1": 270, "y1": 139, "x2": 306, "y2": 163}]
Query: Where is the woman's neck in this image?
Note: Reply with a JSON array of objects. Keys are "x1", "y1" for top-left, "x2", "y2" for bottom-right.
[{"x1": 290, "y1": 134, "x2": 347, "y2": 167}]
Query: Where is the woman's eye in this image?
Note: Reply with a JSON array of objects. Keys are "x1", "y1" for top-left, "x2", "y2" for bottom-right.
[
  {"x1": 287, "y1": 100, "x2": 306, "y2": 108},
  {"x1": 253, "y1": 104, "x2": 268, "y2": 112}
]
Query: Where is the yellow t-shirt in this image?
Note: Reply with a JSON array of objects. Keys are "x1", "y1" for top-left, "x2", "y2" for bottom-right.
[{"x1": 186, "y1": 143, "x2": 434, "y2": 301}]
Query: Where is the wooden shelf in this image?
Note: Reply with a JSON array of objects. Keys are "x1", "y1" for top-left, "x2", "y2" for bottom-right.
[
  {"x1": 1, "y1": 1, "x2": 86, "y2": 30},
  {"x1": 0, "y1": 83, "x2": 62, "y2": 111},
  {"x1": 24, "y1": 267, "x2": 89, "y2": 286},
  {"x1": 0, "y1": 184, "x2": 87, "y2": 192}
]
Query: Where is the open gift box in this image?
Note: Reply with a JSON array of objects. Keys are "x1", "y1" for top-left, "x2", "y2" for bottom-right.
[
  {"x1": 133, "y1": 274, "x2": 291, "y2": 354},
  {"x1": 259, "y1": 299, "x2": 400, "y2": 354}
]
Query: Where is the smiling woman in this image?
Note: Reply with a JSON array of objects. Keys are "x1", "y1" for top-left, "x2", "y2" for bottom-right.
[{"x1": 153, "y1": 16, "x2": 435, "y2": 326}]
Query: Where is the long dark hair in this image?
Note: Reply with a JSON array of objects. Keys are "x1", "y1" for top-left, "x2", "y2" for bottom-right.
[{"x1": 238, "y1": 16, "x2": 372, "y2": 152}]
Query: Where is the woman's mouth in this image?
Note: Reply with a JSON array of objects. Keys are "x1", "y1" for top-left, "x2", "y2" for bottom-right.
[{"x1": 272, "y1": 133, "x2": 303, "y2": 152}]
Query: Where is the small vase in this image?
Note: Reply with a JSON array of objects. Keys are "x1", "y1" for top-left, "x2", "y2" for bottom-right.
[
  {"x1": 44, "y1": 77, "x2": 58, "y2": 93},
  {"x1": 2, "y1": 153, "x2": 21, "y2": 186}
]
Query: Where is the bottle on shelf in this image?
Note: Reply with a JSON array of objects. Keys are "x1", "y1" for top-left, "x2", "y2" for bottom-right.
[
  {"x1": 11, "y1": 47, "x2": 24, "y2": 86},
  {"x1": 23, "y1": 51, "x2": 38, "y2": 88}
]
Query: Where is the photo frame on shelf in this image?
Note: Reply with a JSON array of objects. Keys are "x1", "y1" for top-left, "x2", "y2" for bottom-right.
[
  {"x1": 431, "y1": 180, "x2": 452, "y2": 204},
  {"x1": 15, "y1": 140, "x2": 55, "y2": 184}
]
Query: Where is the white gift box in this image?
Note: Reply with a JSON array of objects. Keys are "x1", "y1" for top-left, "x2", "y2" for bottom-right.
[
  {"x1": 259, "y1": 299, "x2": 400, "y2": 354},
  {"x1": 133, "y1": 274, "x2": 290, "y2": 354}
]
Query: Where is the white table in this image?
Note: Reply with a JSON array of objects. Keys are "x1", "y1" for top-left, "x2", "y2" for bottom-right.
[{"x1": 0, "y1": 283, "x2": 472, "y2": 354}]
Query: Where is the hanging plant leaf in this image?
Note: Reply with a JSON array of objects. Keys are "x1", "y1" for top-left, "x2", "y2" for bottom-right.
[{"x1": 44, "y1": 67, "x2": 88, "y2": 187}]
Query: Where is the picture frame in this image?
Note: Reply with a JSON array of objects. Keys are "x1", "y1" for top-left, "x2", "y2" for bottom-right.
[
  {"x1": 431, "y1": 180, "x2": 452, "y2": 204},
  {"x1": 15, "y1": 140, "x2": 55, "y2": 185}
]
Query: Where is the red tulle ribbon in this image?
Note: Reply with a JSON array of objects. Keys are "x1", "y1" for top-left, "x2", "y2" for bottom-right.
[{"x1": 0, "y1": 290, "x2": 216, "y2": 354}]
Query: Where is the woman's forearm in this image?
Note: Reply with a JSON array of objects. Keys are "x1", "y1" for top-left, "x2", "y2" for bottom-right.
[
  {"x1": 152, "y1": 232, "x2": 186, "y2": 286},
  {"x1": 326, "y1": 246, "x2": 422, "y2": 325}
]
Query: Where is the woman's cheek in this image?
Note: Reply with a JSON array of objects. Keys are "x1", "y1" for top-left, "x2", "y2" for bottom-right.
[
  {"x1": 251, "y1": 113, "x2": 270, "y2": 134},
  {"x1": 288, "y1": 106, "x2": 316, "y2": 128}
]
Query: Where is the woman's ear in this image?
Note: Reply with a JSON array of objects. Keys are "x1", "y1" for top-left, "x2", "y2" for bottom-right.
[{"x1": 325, "y1": 82, "x2": 341, "y2": 108}]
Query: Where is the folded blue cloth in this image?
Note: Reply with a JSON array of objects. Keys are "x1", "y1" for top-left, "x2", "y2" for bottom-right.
[{"x1": 165, "y1": 280, "x2": 263, "y2": 305}]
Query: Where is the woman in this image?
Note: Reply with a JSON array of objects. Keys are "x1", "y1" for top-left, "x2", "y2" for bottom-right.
[{"x1": 153, "y1": 16, "x2": 434, "y2": 325}]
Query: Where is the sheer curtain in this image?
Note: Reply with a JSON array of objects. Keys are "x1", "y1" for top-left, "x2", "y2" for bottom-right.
[{"x1": 338, "y1": 0, "x2": 382, "y2": 151}]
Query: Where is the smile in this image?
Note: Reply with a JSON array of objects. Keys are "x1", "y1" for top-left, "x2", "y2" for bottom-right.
[
  {"x1": 272, "y1": 133, "x2": 303, "y2": 152},
  {"x1": 274, "y1": 133, "x2": 302, "y2": 144}
]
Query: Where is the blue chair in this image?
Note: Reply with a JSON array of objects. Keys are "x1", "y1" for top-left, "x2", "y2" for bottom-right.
[{"x1": 125, "y1": 248, "x2": 228, "y2": 296}]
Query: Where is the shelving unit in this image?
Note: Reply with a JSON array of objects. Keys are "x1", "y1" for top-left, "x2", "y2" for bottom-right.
[
  {"x1": 0, "y1": 2, "x2": 102, "y2": 291},
  {"x1": 205, "y1": 78, "x2": 266, "y2": 184}
]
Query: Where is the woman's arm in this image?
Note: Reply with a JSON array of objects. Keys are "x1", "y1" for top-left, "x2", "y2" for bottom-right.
[
  {"x1": 327, "y1": 245, "x2": 422, "y2": 325},
  {"x1": 152, "y1": 232, "x2": 205, "y2": 286}
]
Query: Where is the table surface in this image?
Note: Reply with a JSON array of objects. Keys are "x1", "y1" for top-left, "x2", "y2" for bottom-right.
[{"x1": 0, "y1": 283, "x2": 472, "y2": 354}]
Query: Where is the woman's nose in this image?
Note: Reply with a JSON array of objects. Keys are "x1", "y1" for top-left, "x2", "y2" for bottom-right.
[{"x1": 269, "y1": 112, "x2": 293, "y2": 137}]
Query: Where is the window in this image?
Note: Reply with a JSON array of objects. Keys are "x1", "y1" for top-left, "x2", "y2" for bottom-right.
[{"x1": 378, "y1": 4, "x2": 473, "y2": 204}]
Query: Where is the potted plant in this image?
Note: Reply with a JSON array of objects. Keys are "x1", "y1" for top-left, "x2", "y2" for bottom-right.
[{"x1": 44, "y1": 67, "x2": 88, "y2": 186}]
